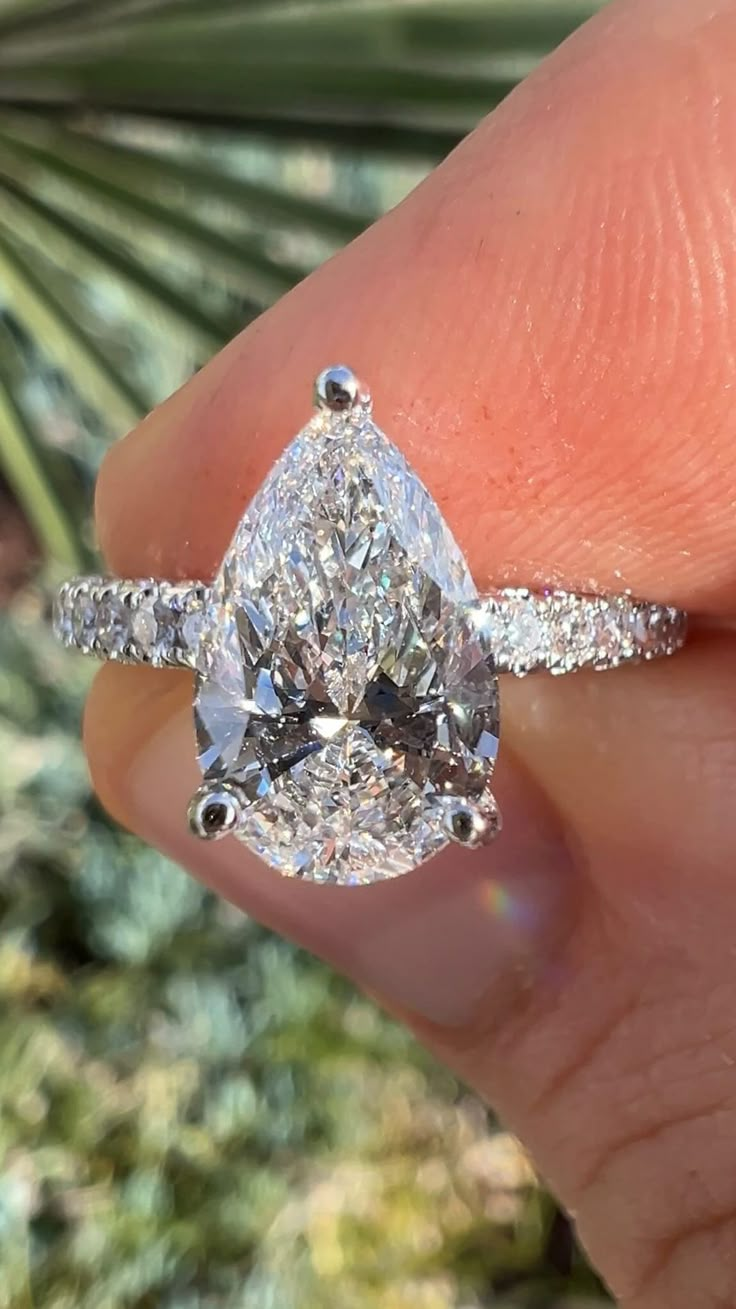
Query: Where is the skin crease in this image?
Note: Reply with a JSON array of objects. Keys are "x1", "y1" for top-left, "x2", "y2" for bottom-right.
[{"x1": 82, "y1": 0, "x2": 736, "y2": 1304}]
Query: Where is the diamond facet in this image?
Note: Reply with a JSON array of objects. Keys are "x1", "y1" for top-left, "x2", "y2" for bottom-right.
[{"x1": 194, "y1": 403, "x2": 499, "y2": 884}]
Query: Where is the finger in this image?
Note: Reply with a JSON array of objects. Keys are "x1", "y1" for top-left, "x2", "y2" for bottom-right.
[{"x1": 85, "y1": 0, "x2": 736, "y2": 1304}]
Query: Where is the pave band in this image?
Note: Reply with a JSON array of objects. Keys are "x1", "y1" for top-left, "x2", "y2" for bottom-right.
[{"x1": 54, "y1": 576, "x2": 687, "y2": 677}]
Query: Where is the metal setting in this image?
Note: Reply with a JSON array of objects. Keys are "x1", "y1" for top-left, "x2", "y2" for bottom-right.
[
  {"x1": 314, "y1": 363, "x2": 367, "y2": 414},
  {"x1": 54, "y1": 365, "x2": 688, "y2": 886},
  {"x1": 188, "y1": 782, "x2": 245, "y2": 841},
  {"x1": 444, "y1": 792, "x2": 502, "y2": 848}
]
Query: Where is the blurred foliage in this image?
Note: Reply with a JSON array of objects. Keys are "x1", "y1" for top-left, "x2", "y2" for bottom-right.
[{"x1": 0, "y1": 0, "x2": 613, "y2": 1304}]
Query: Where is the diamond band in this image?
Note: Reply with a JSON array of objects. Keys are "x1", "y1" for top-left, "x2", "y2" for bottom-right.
[
  {"x1": 54, "y1": 364, "x2": 688, "y2": 886},
  {"x1": 54, "y1": 577, "x2": 686, "y2": 676},
  {"x1": 54, "y1": 577, "x2": 207, "y2": 669}
]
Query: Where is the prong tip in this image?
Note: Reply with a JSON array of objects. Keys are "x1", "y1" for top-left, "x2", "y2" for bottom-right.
[
  {"x1": 445, "y1": 795, "x2": 502, "y2": 848},
  {"x1": 314, "y1": 365, "x2": 368, "y2": 414},
  {"x1": 188, "y1": 784, "x2": 243, "y2": 841}
]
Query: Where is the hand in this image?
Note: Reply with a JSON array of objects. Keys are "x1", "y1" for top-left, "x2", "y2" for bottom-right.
[{"x1": 84, "y1": 0, "x2": 736, "y2": 1303}]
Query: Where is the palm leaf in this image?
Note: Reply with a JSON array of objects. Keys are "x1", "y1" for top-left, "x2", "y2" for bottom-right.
[
  {"x1": 0, "y1": 127, "x2": 309, "y2": 304},
  {"x1": 0, "y1": 175, "x2": 242, "y2": 350},
  {"x1": 0, "y1": 0, "x2": 601, "y2": 564},
  {"x1": 0, "y1": 229, "x2": 145, "y2": 427},
  {"x1": 0, "y1": 117, "x2": 370, "y2": 243},
  {"x1": 0, "y1": 322, "x2": 84, "y2": 567}
]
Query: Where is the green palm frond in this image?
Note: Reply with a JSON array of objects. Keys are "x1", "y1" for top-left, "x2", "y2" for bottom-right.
[
  {"x1": 0, "y1": 227, "x2": 145, "y2": 426},
  {"x1": 0, "y1": 319, "x2": 85, "y2": 566},
  {"x1": 0, "y1": 0, "x2": 600, "y2": 564}
]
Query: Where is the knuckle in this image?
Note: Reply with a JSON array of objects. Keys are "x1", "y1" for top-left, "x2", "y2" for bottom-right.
[
  {"x1": 578, "y1": 1100, "x2": 736, "y2": 1306},
  {"x1": 623, "y1": 1210, "x2": 736, "y2": 1309},
  {"x1": 570, "y1": 1000, "x2": 736, "y2": 1308},
  {"x1": 488, "y1": 942, "x2": 736, "y2": 1309}
]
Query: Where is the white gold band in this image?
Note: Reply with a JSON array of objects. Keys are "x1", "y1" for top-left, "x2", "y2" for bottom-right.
[{"x1": 54, "y1": 575, "x2": 687, "y2": 677}]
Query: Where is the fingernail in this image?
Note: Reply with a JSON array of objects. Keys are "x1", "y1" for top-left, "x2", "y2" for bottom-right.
[{"x1": 124, "y1": 706, "x2": 576, "y2": 1028}]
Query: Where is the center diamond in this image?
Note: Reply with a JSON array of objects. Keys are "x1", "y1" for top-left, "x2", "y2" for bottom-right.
[{"x1": 194, "y1": 404, "x2": 499, "y2": 884}]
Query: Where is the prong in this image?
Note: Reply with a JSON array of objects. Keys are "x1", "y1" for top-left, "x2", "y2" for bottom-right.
[
  {"x1": 188, "y1": 782, "x2": 244, "y2": 842},
  {"x1": 313, "y1": 365, "x2": 370, "y2": 414},
  {"x1": 444, "y1": 792, "x2": 502, "y2": 848}
]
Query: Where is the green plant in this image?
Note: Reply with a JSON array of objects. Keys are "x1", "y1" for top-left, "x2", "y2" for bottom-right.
[{"x1": 0, "y1": 0, "x2": 599, "y2": 567}]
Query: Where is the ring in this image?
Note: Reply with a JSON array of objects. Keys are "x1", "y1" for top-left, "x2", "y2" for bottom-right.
[{"x1": 54, "y1": 365, "x2": 688, "y2": 886}]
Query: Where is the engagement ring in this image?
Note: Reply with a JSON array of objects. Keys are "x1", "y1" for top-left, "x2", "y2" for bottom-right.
[{"x1": 54, "y1": 366, "x2": 687, "y2": 885}]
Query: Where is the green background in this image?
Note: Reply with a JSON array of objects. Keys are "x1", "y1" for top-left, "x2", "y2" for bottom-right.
[{"x1": 0, "y1": 2, "x2": 610, "y2": 1304}]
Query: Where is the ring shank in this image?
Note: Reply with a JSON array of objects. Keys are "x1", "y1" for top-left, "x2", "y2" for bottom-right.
[{"x1": 53, "y1": 577, "x2": 687, "y2": 676}]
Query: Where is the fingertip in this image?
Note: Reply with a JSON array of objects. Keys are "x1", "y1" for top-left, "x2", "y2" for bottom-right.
[{"x1": 83, "y1": 664, "x2": 193, "y2": 829}]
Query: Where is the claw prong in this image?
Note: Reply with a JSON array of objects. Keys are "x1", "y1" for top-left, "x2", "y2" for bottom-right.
[
  {"x1": 444, "y1": 792, "x2": 502, "y2": 848},
  {"x1": 188, "y1": 782, "x2": 244, "y2": 841}
]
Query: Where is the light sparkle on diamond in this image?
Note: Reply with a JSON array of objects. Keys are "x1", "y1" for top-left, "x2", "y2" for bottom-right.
[{"x1": 194, "y1": 408, "x2": 499, "y2": 884}]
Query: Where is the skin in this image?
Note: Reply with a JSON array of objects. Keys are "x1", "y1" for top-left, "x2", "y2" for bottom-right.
[{"x1": 83, "y1": 0, "x2": 736, "y2": 1303}]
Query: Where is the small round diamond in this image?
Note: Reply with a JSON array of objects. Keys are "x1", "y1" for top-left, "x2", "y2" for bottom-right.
[
  {"x1": 53, "y1": 591, "x2": 74, "y2": 643},
  {"x1": 131, "y1": 603, "x2": 158, "y2": 656},
  {"x1": 153, "y1": 595, "x2": 179, "y2": 652},
  {"x1": 97, "y1": 594, "x2": 130, "y2": 655},
  {"x1": 180, "y1": 608, "x2": 204, "y2": 658},
  {"x1": 502, "y1": 594, "x2": 546, "y2": 672},
  {"x1": 629, "y1": 606, "x2": 666, "y2": 658},
  {"x1": 72, "y1": 591, "x2": 98, "y2": 648},
  {"x1": 595, "y1": 604, "x2": 624, "y2": 662}
]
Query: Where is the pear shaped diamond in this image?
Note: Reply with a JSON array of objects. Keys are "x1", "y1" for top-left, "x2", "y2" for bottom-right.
[{"x1": 194, "y1": 383, "x2": 499, "y2": 884}]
